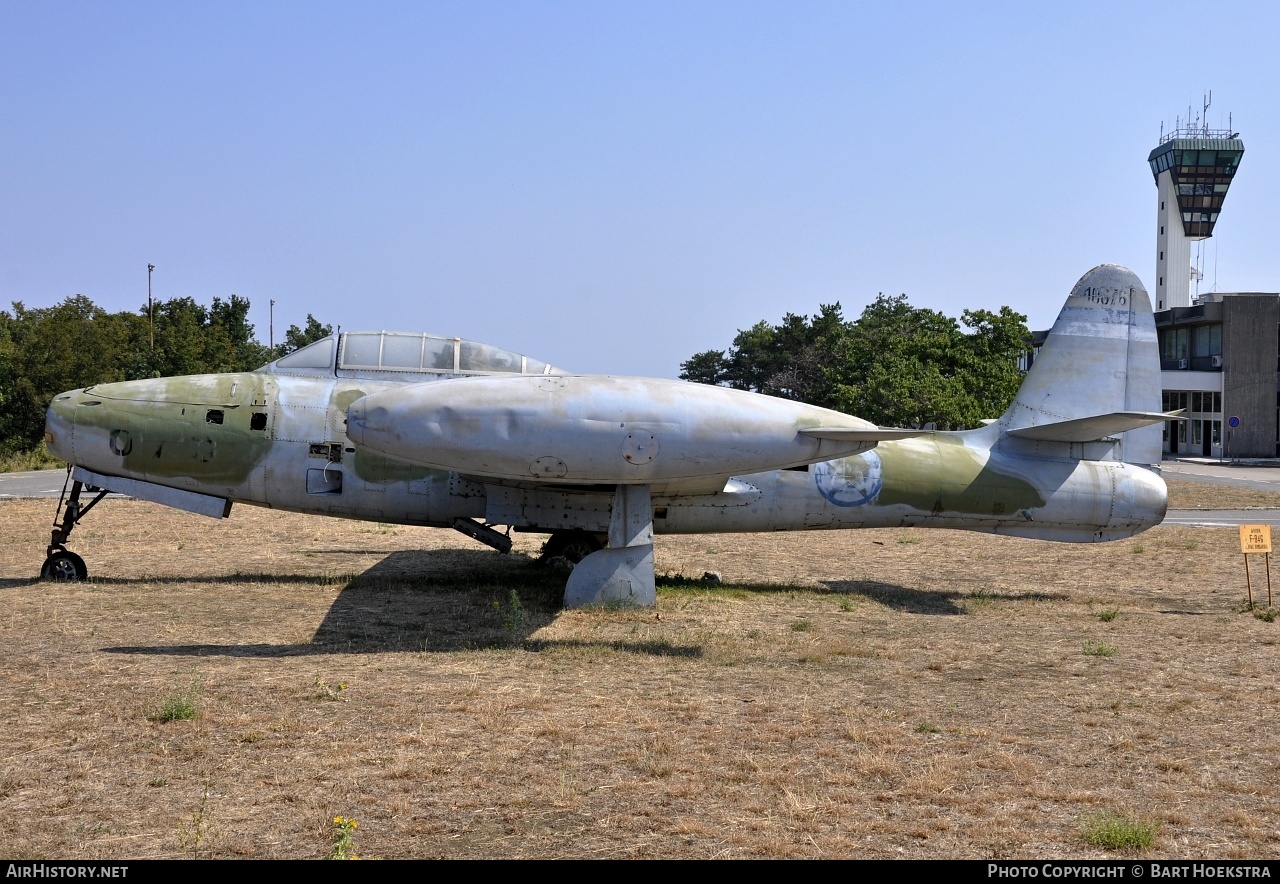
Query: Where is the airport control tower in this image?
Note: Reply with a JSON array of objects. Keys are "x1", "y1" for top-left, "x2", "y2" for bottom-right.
[{"x1": 1148, "y1": 104, "x2": 1244, "y2": 310}]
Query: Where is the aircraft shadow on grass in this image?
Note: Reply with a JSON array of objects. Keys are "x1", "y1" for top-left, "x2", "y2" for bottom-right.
[
  {"x1": 98, "y1": 548, "x2": 703, "y2": 658},
  {"x1": 823, "y1": 580, "x2": 1069, "y2": 614}
]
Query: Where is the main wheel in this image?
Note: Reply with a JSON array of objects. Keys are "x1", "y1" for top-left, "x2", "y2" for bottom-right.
[
  {"x1": 41, "y1": 550, "x2": 87, "y2": 581},
  {"x1": 540, "y1": 531, "x2": 604, "y2": 565}
]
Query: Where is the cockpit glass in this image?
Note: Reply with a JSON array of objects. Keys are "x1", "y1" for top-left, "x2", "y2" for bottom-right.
[
  {"x1": 459, "y1": 341, "x2": 522, "y2": 373},
  {"x1": 274, "y1": 337, "x2": 335, "y2": 370},
  {"x1": 271, "y1": 331, "x2": 554, "y2": 375},
  {"x1": 342, "y1": 333, "x2": 382, "y2": 367},
  {"x1": 423, "y1": 337, "x2": 456, "y2": 370},
  {"x1": 381, "y1": 334, "x2": 424, "y2": 369}
]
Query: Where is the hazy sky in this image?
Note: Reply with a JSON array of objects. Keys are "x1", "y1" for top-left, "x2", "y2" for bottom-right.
[{"x1": 3, "y1": 2, "x2": 1277, "y2": 377}]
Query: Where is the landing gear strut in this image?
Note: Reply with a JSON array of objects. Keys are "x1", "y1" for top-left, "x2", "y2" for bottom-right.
[{"x1": 41, "y1": 472, "x2": 107, "y2": 581}]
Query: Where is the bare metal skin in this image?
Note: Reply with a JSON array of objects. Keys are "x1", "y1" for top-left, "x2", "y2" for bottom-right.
[{"x1": 42, "y1": 265, "x2": 1170, "y2": 605}]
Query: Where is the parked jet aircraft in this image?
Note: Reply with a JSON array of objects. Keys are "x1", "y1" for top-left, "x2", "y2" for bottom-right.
[{"x1": 41, "y1": 264, "x2": 1175, "y2": 606}]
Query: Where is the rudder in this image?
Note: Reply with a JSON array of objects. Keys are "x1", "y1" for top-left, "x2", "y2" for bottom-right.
[{"x1": 1002, "y1": 264, "x2": 1162, "y2": 465}]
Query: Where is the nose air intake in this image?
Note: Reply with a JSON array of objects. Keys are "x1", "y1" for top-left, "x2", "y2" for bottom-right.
[{"x1": 44, "y1": 391, "x2": 82, "y2": 463}]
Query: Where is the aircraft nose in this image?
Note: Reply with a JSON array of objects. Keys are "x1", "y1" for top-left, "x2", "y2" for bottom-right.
[{"x1": 44, "y1": 389, "x2": 81, "y2": 461}]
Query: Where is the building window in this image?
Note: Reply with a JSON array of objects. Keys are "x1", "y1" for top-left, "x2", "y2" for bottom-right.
[
  {"x1": 1161, "y1": 327, "x2": 1189, "y2": 362},
  {"x1": 1192, "y1": 324, "x2": 1223, "y2": 358}
]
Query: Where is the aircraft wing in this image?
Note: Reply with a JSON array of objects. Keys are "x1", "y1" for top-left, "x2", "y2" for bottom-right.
[
  {"x1": 470, "y1": 472, "x2": 744, "y2": 499},
  {"x1": 797, "y1": 427, "x2": 928, "y2": 442},
  {"x1": 1006, "y1": 410, "x2": 1184, "y2": 443}
]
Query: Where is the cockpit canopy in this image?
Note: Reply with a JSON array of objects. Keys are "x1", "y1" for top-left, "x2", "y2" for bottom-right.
[{"x1": 260, "y1": 332, "x2": 563, "y2": 379}]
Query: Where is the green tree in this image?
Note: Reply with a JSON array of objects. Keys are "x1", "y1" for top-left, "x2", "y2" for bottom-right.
[
  {"x1": 0, "y1": 292, "x2": 332, "y2": 457},
  {"x1": 954, "y1": 306, "x2": 1030, "y2": 426},
  {"x1": 680, "y1": 292, "x2": 1029, "y2": 430},
  {"x1": 829, "y1": 294, "x2": 970, "y2": 428},
  {"x1": 681, "y1": 304, "x2": 849, "y2": 405},
  {"x1": 208, "y1": 294, "x2": 273, "y2": 371},
  {"x1": 0, "y1": 297, "x2": 134, "y2": 452},
  {"x1": 278, "y1": 314, "x2": 333, "y2": 357},
  {"x1": 678, "y1": 349, "x2": 730, "y2": 386}
]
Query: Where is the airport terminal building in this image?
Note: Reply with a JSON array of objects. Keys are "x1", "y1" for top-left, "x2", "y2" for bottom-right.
[
  {"x1": 1154, "y1": 292, "x2": 1277, "y2": 458},
  {"x1": 1146, "y1": 123, "x2": 1280, "y2": 458},
  {"x1": 1030, "y1": 119, "x2": 1280, "y2": 458}
]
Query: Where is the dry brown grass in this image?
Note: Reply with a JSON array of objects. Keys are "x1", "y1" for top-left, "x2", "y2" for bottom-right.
[
  {"x1": 2, "y1": 490, "x2": 1278, "y2": 859},
  {"x1": 1165, "y1": 477, "x2": 1280, "y2": 509}
]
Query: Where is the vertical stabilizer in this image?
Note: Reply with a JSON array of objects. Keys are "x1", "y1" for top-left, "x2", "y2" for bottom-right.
[{"x1": 1003, "y1": 265, "x2": 1162, "y2": 465}]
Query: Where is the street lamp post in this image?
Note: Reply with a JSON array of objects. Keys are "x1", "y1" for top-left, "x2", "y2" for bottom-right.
[{"x1": 147, "y1": 263, "x2": 155, "y2": 350}]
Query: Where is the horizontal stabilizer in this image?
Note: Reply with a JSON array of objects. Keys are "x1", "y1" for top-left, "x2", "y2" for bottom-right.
[
  {"x1": 1007, "y1": 411, "x2": 1183, "y2": 443},
  {"x1": 799, "y1": 427, "x2": 927, "y2": 442}
]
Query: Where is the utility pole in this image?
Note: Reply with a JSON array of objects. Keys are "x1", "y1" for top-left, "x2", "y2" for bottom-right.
[
  {"x1": 147, "y1": 263, "x2": 155, "y2": 350},
  {"x1": 270, "y1": 299, "x2": 275, "y2": 351}
]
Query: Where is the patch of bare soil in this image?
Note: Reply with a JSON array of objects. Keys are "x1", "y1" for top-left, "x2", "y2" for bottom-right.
[{"x1": 1, "y1": 493, "x2": 1277, "y2": 860}]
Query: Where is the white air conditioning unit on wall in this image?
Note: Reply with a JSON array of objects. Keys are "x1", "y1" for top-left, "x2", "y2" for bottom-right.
[
  {"x1": 1211, "y1": 355, "x2": 1224, "y2": 368},
  {"x1": 1178, "y1": 358, "x2": 1188, "y2": 369}
]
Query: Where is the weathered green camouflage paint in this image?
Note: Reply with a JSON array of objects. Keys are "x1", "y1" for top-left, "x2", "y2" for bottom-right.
[
  {"x1": 351, "y1": 447, "x2": 442, "y2": 483},
  {"x1": 324, "y1": 384, "x2": 438, "y2": 483},
  {"x1": 76, "y1": 374, "x2": 274, "y2": 487},
  {"x1": 875, "y1": 435, "x2": 1045, "y2": 516},
  {"x1": 330, "y1": 387, "x2": 366, "y2": 412}
]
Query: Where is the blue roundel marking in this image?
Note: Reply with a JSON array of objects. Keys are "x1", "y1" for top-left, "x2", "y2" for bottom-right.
[{"x1": 814, "y1": 451, "x2": 883, "y2": 507}]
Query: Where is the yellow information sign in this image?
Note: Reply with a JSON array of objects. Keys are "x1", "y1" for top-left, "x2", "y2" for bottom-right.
[{"x1": 1240, "y1": 524, "x2": 1272, "y2": 554}]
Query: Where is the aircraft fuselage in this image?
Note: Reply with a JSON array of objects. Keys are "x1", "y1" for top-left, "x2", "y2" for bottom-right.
[{"x1": 45, "y1": 370, "x2": 1166, "y2": 544}]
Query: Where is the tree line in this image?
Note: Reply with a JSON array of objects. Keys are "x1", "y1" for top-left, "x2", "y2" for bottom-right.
[
  {"x1": 679, "y1": 293, "x2": 1031, "y2": 430},
  {"x1": 0, "y1": 294, "x2": 331, "y2": 456},
  {"x1": 2, "y1": 289, "x2": 1031, "y2": 459}
]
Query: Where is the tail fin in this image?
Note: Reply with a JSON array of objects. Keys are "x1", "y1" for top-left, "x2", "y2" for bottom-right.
[{"x1": 1002, "y1": 264, "x2": 1164, "y2": 465}]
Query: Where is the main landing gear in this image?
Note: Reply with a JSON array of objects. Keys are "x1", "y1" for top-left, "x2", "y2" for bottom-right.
[
  {"x1": 41, "y1": 472, "x2": 107, "y2": 581},
  {"x1": 539, "y1": 530, "x2": 605, "y2": 566}
]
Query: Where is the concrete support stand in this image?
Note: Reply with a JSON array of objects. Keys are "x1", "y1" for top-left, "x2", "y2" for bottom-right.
[{"x1": 564, "y1": 484, "x2": 656, "y2": 608}]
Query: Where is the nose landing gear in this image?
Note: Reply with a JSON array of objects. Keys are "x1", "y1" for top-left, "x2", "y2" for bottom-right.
[
  {"x1": 41, "y1": 549, "x2": 86, "y2": 581},
  {"x1": 41, "y1": 472, "x2": 108, "y2": 581}
]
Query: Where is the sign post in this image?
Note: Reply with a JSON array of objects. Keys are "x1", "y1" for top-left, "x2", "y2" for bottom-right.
[
  {"x1": 1239, "y1": 524, "x2": 1273, "y2": 609},
  {"x1": 1227, "y1": 416, "x2": 1240, "y2": 462}
]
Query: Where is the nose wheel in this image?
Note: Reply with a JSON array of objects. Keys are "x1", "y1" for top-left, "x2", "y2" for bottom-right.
[
  {"x1": 41, "y1": 549, "x2": 87, "y2": 581},
  {"x1": 41, "y1": 472, "x2": 107, "y2": 582}
]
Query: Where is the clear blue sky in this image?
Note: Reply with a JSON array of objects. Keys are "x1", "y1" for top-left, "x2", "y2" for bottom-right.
[{"x1": 3, "y1": 1, "x2": 1277, "y2": 378}]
